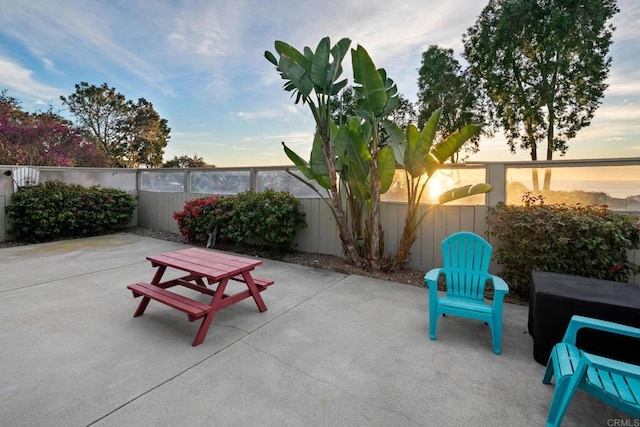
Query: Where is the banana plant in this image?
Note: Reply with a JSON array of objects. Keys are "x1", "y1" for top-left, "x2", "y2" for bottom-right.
[
  {"x1": 334, "y1": 117, "x2": 395, "y2": 254},
  {"x1": 267, "y1": 39, "x2": 399, "y2": 270},
  {"x1": 349, "y1": 45, "x2": 399, "y2": 269},
  {"x1": 266, "y1": 37, "x2": 367, "y2": 268},
  {"x1": 384, "y1": 108, "x2": 492, "y2": 268}
]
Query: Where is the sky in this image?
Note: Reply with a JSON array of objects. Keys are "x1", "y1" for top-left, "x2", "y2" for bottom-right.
[{"x1": 0, "y1": 0, "x2": 638, "y2": 167}]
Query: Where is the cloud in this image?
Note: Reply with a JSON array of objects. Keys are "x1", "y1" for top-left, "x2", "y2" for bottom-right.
[
  {"x1": 236, "y1": 104, "x2": 306, "y2": 121},
  {"x1": 0, "y1": 57, "x2": 61, "y2": 102}
]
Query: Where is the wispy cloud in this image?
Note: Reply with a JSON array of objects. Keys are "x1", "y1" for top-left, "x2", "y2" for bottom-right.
[
  {"x1": 235, "y1": 104, "x2": 306, "y2": 121},
  {"x1": 0, "y1": 57, "x2": 62, "y2": 102}
]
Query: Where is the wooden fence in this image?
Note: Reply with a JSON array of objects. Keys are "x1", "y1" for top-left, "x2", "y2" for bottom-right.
[{"x1": 2, "y1": 159, "x2": 640, "y2": 276}]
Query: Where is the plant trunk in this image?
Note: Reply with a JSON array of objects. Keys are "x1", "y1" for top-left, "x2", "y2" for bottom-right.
[
  {"x1": 368, "y1": 153, "x2": 381, "y2": 270},
  {"x1": 543, "y1": 142, "x2": 553, "y2": 191},
  {"x1": 322, "y1": 137, "x2": 367, "y2": 269}
]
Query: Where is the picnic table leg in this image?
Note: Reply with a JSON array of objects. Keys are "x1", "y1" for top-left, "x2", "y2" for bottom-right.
[
  {"x1": 150, "y1": 265, "x2": 167, "y2": 286},
  {"x1": 133, "y1": 297, "x2": 151, "y2": 317},
  {"x1": 241, "y1": 271, "x2": 268, "y2": 312},
  {"x1": 192, "y1": 312, "x2": 215, "y2": 346},
  {"x1": 192, "y1": 277, "x2": 229, "y2": 346},
  {"x1": 132, "y1": 265, "x2": 168, "y2": 317}
]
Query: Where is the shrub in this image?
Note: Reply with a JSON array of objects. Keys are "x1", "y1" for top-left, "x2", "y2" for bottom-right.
[
  {"x1": 6, "y1": 181, "x2": 136, "y2": 242},
  {"x1": 486, "y1": 200, "x2": 640, "y2": 299},
  {"x1": 174, "y1": 190, "x2": 306, "y2": 251}
]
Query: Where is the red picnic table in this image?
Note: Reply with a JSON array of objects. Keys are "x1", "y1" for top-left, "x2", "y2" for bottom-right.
[{"x1": 127, "y1": 247, "x2": 274, "y2": 346}]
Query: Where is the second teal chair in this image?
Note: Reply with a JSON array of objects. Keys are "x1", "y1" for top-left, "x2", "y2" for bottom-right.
[
  {"x1": 543, "y1": 315, "x2": 640, "y2": 426},
  {"x1": 424, "y1": 231, "x2": 509, "y2": 355}
]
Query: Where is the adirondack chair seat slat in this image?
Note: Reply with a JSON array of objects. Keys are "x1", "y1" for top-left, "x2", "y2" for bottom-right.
[
  {"x1": 543, "y1": 315, "x2": 640, "y2": 426},
  {"x1": 424, "y1": 231, "x2": 509, "y2": 355},
  {"x1": 438, "y1": 298, "x2": 492, "y2": 315}
]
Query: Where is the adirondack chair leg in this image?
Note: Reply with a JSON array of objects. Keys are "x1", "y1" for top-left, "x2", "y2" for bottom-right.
[
  {"x1": 491, "y1": 311, "x2": 503, "y2": 355},
  {"x1": 545, "y1": 378, "x2": 570, "y2": 427},
  {"x1": 429, "y1": 304, "x2": 439, "y2": 340},
  {"x1": 491, "y1": 325, "x2": 502, "y2": 355},
  {"x1": 542, "y1": 360, "x2": 555, "y2": 384}
]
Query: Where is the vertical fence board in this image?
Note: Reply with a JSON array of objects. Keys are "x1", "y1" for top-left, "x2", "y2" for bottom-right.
[{"x1": 0, "y1": 196, "x2": 5, "y2": 242}]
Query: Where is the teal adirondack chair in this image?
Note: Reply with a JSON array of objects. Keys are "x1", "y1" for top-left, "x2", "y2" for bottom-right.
[
  {"x1": 424, "y1": 231, "x2": 509, "y2": 355},
  {"x1": 543, "y1": 315, "x2": 640, "y2": 426}
]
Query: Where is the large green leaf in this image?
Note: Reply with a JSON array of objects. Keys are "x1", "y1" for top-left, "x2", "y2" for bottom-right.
[
  {"x1": 327, "y1": 38, "x2": 351, "y2": 94},
  {"x1": 309, "y1": 132, "x2": 331, "y2": 188},
  {"x1": 282, "y1": 142, "x2": 314, "y2": 180},
  {"x1": 310, "y1": 38, "x2": 330, "y2": 92},
  {"x1": 270, "y1": 41, "x2": 314, "y2": 99},
  {"x1": 382, "y1": 120, "x2": 404, "y2": 167},
  {"x1": 431, "y1": 123, "x2": 483, "y2": 164},
  {"x1": 404, "y1": 124, "x2": 427, "y2": 177},
  {"x1": 346, "y1": 166, "x2": 368, "y2": 202},
  {"x1": 377, "y1": 145, "x2": 396, "y2": 194},
  {"x1": 344, "y1": 118, "x2": 371, "y2": 177},
  {"x1": 352, "y1": 46, "x2": 387, "y2": 118},
  {"x1": 438, "y1": 183, "x2": 493, "y2": 204}
]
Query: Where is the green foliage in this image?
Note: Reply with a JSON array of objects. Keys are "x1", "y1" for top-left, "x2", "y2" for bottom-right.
[
  {"x1": 416, "y1": 45, "x2": 482, "y2": 162},
  {"x1": 487, "y1": 201, "x2": 640, "y2": 299},
  {"x1": 267, "y1": 37, "x2": 399, "y2": 269},
  {"x1": 6, "y1": 181, "x2": 136, "y2": 242},
  {"x1": 61, "y1": 82, "x2": 170, "y2": 168},
  {"x1": 384, "y1": 109, "x2": 491, "y2": 268},
  {"x1": 463, "y1": 0, "x2": 619, "y2": 162},
  {"x1": 172, "y1": 195, "x2": 232, "y2": 244},
  {"x1": 174, "y1": 190, "x2": 306, "y2": 251},
  {"x1": 224, "y1": 190, "x2": 307, "y2": 250},
  {"x1": 163, "y1": 154, "x2": 209, "y2": 168}
]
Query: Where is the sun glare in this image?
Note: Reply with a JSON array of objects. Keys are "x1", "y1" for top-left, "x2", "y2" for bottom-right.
[{"x1": 425, "y1": 173, "x2": 458, "y2": 203}]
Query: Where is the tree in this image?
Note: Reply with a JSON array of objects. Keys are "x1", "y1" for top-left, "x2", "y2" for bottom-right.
[
  {"x1": 267, "y1": 38, "x2": 400, "y2": 270},
  {"x1": 463, "y1": 0, "x2": 619, "y2": 189},
  {"x1": 416, "y1": 46, "x2": 483, "y2": 162},
  {"x1": 384, "y1": 108, "x2": 491, "y2": 268},
  {"x1": 0, "y1": 91, "x2": 108, "y2": 167},
  {"x1": 163, "y1": 154, "x2": 209, "y2": 168},
  {"x1": 266, "y1": 37, "x2": 366, "y2": 268},
  {"x1": 61, "y1": 82, "x2": 170, "y2": 167},
  {"x1": 125, "y1": 98, "x2": 171, "y2": 168}
]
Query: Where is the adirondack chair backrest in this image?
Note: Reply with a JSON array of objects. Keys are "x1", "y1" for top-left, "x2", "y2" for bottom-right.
[
  {"x1": 441, "y1": 232, "x2": 492, "y2": 302},
  {"x1": 11, "y1": 167, "x2": 40, "y2": 192}
]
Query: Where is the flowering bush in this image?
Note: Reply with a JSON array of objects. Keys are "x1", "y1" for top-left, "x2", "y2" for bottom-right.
[
  {"x1": 173, "y1": 190, "x2": 306, "y2": 251},
  {"x1": 173, "y1": 195, "x2": 230, "y2": 244},
  {"x1": 487, "y1": 200, "x2": 640, "y2": 298}
]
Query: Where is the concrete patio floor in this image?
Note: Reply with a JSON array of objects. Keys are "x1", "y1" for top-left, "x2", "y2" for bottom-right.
[{"x1": 0, "y1": 233, "x2": 634, "y2": 426}]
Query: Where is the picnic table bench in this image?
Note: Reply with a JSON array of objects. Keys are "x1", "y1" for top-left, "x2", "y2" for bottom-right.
[{"x1": 127, "y1": 247, "x2": 274, "y2": 346}]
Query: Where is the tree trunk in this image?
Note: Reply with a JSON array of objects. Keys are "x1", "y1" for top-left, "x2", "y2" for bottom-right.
[
  {"x1": 322, "y1": 136, "x2": 367, "y2": 269},
  {"x1": 544, "y1": 137, "x2": 554, "y2": 191},
  {"x1": 543, "y1": 168, "x2": 552, "y2": 191},
  {"x1": 369, "y1": 153, "x2": 381, "y2": 270}
]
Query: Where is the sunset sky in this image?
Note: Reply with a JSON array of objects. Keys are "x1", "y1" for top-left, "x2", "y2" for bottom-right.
[{"x1": 1, "y1": 0, "x2": 638, "y2": 167}]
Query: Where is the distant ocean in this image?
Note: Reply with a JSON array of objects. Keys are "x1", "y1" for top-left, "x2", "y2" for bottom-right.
[{"x1": 544, "y1": 179, "x2": 640, "y2": 199}]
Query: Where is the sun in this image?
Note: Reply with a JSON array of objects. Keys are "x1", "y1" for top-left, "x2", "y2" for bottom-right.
[{"x1": 425, "y1": 173, "x2": 457, "y2": 203}]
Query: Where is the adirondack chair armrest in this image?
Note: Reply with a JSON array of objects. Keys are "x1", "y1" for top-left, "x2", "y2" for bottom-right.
[
  {"x1": 424, "y1": 268, "x2": 441, "y2": 288},
  {"x1": 562, "y1": 315, "x2": 640, "y2": 346},
  {"x1": 424, "y1": 268, "x2": 442, "y2": 299},
  {"x1": 489, "y1": 275, "x2": 509, "y2": 294},
  {"x1": 581, "y1": 351, "x2": 640, "y2": 378},
  {"x1": 487, "y1": 274, "x2": 509, "y2": 305}
]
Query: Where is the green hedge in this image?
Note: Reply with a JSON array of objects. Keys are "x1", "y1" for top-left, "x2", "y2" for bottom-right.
[
  {"x1": 173, "y1": 189, "x2": 306, "y2": 251},
  {"x1": 487, "y1": 201, "x2": 640, "y2": 299},
  {"x1": 6, "y1": 181, "x2": 136, "y2": 242}
]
